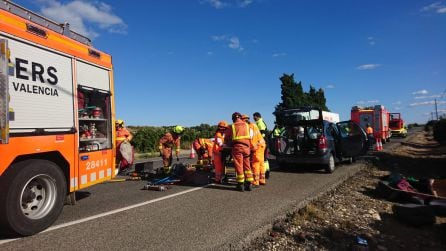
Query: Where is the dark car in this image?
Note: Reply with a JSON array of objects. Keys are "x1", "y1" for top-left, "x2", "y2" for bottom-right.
[{"x1": 269, "y1": 107, "x2": 369, "y2": 173}]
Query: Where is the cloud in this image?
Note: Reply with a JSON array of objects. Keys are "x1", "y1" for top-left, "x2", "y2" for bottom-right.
[
  {"x1": 272, "y1": 52, "x2": 287, "y2": 57},
  {"x1": 412, "y1": 89, "x2": 429, "y2": 95},
  {"x1": 211, "y1": 35, "x2": 226, "y2": 41},
  {"x1": 414, "y1": 94, "x2": 441, "y2": 99},
  {"x1": 202, "y1": 0, "x2": 254, "y2": 9},
  {"x1": 36, "y1": 0, "x2": 126, "y2": 39},
  {"x1": 420, "y1": 2, "x2": 446, "y2": 14},
  {"x1": 207, "y1": 51, "x2": 214, "y2": 56},
  {"x1": 410, "y1": 100, "x2": 446, "y2": 107},
  {"x1": 356, "y1": 64, "x2": 381, "y2": 70},
  {"x1": 211, "y1": 35, "x2": 244, "y2": 52},
  {"x1": 393, "y1": 101, "x2": 402, "y2": 105},
  {"x1": 367, "y1": 36, "x2": 376, "y2": 46},
  {"x1": 326, "y1": 85, "x2": 335, "y2": 89},
  {"x1": 356, "y1": 100, "x2": 380, "y2": 105}
]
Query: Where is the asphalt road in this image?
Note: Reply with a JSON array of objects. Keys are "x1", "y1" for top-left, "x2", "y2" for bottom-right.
[{"x1": 0, "y1": 139, "x2": 406, "y2": 250}]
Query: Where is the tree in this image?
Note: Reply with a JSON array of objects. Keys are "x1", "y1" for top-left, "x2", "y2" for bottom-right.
[{"x1": 275, "y1": 73, "x2": 329, "y2": 113}]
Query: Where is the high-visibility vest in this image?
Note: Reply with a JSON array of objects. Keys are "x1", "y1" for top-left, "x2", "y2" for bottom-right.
[{"x1": 232, "y1": 123, "x2": 250, "y2": 141}]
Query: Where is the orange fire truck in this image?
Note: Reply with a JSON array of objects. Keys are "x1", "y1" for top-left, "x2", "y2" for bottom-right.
[
  {"x1": 0, "y1": 2, "x2": 117, "y2": 236},
  {"x1": 351, "y1": 105, "x2": 391, "y2": 143}
]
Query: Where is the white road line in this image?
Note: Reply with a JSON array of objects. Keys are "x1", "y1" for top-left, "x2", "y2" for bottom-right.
[{"x1": 0, "y1": 185, "x2": 210, "y2": 245}]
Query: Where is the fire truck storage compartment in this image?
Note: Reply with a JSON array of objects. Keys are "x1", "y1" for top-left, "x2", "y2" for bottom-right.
[{"x1": 78, "y1": 86, "x2": 111, "y2": 152}]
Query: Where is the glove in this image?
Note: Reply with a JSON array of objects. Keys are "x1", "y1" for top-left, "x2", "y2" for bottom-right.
[{"x1": 159, "y1": 151, "x2": 162, "y2": 157}]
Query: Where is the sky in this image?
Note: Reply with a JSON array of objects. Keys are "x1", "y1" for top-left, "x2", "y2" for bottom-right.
[{"x1": 13, "y1": 0, "x2": 446, "y2": 128}]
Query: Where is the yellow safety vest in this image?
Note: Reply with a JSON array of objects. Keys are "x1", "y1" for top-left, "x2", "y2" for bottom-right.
[{"x1": 232, "y1": 124, "x2": 250, "y2": 140}]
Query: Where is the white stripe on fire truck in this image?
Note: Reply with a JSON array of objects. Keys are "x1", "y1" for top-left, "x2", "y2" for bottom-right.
[
  {"x1": 99, "y1": 170, "x2": 105, "y2": 179},
  {"x1": 81, "y1": 175, "x2": 87, "y2": 185},
  {"x1": 107, "y1": 168, "x2": 112, "y2": 177},
  {"x1": 90, "y1": 172, "x2": 96, "y2": 182}
]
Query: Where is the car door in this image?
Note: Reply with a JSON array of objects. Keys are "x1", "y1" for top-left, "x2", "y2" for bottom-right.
[{"x1": 336, "y1": 120, "x2": 368, "y2": 157}]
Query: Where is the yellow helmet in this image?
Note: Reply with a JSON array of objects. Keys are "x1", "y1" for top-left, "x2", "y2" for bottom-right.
[
  {"x1": 116, "y1": 119, "x2": 124, "y2": 126},
  {"x1": 173, "y1": 125, "x2": 184, "y2": 134}
]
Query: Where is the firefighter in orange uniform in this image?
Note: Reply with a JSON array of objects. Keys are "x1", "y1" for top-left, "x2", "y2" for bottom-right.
[
  {"x1": 159, "y1": 125, "x2": 184, "y2": 174},
  {"x1": 192, "y1": 136, "x2": 214, "y2": 164},
  {"x1": 366, "y1": 123, "x2": 374, "y2": 149},
  {"x1": 224, "y1": 112, "x2": 254, "y2": 191},
  {"x1": 212, "y1": 121, "x2": 228, "y2": 183},
  {"x1": 115, "y1": 119, "x2": 133, "y2": 172},
  {"x1": 242, "y1": 115, "x2": 266, "y2": 188}
]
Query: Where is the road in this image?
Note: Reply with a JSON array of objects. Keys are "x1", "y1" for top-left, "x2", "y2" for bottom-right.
[{"x1": 0, "y1": 138, "x2": 405, "y2": 250}]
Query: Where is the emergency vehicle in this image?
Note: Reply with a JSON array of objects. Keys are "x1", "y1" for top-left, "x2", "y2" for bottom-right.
[
  {"x1": 351, "y1": 105, "x2": 391, "y2": 143},
  {"x1": 389, "y1": 113, "x2": 407, "y2": 137},
  {"x1": 0, "y1": 1, "x2": 117, "y2": 235}
]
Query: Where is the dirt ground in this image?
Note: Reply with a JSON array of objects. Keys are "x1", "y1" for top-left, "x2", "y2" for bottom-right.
[{"x1": 247, "y1": 128, "x2": 446, "y2": 251}]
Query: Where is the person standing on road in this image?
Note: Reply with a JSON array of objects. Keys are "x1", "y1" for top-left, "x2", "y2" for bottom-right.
[
  {"x1": 115, "y1": 119, "x2": 133, "y2": 173},
  {"x1": 366, "y1": 123, "x2": 374, "y2": 149},
  {"x1": 212, "y1": 121, "x2": 228, "y2": 184},
  {"x1": 224, "y1": 112, "x2": 254, "y2": 191},
  {"x1": 242, "y1": 114, "x2": 266, "y2": 188},
  {"x1": 253, "y1": 112, "x2": 271, "y2": 180},
  {"x1": 159, "y1": 125, "x2": 184, "y2": 174}
]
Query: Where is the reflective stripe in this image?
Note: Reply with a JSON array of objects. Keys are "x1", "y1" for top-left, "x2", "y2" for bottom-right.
[
  {"x1": 116, "y1": 137, "x2": 126, "y2": 141},
  {"x1": 245, "y1": 177, "x2": 254, "y2": 182},
  {"x1": 232, "y1": 124, "x2": 250, "y2": 140},
  {"x1": 236, "y1": 174, "x2": 245, "y2": 183}
]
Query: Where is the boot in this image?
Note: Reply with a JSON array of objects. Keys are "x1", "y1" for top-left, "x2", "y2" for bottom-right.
[
  {"x1": 244, "y1": 182, "x2": 252, "y2": 191},
  {"x1": 236, "y1": 183, "x2": 244, "y2": 192}
]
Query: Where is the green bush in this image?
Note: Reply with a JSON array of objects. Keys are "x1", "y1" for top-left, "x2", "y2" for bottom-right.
[
  {"x1": 424, "y1": 120, "x2": 437, "y2": 132},
  {"x1": 433, "y1": 119, "x2": 446, "y2": 145},
  {"x1": 129, "y1": 124, "x2": 218, "y2": 153}
]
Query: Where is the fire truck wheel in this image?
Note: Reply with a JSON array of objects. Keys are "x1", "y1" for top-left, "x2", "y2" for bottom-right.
[
  {"x1": 325, "y1": 153, "x2": 335, "y2": 173},
  {"x1": 0, "y1": 159, "x2": 66, "y2": 236}
]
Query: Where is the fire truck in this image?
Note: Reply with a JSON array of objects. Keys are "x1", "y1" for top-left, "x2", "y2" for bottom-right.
[
  {"x1": 389, "y1": 113, "x2": 407, "y2": 137},
  {"x1": 351, "y1": 105, "x2": 391, "y2": 143},
  {"x1": 0, "y1": 1, "x2": 117, "y2": 236}
]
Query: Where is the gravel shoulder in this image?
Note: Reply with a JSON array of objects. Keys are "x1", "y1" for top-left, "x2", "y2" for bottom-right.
[{"x1": 246, "y1": 129, "x2": 446, "y2": 250}]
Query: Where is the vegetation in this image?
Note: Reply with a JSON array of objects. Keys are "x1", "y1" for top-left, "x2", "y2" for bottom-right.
[
  {"x1": 129, "y1": 124, "x2": 218, "y2": 153},
  {"x1": 433, "y1": 119, "x2": 446, "y2": 145},
  {"x1": 275, "y1": 73, "x2": 329, "y2": 112}
]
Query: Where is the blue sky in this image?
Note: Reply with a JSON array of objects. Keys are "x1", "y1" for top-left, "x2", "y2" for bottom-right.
[{"x1": 15, "y1": 0, "x2": 446, "y2": 128}]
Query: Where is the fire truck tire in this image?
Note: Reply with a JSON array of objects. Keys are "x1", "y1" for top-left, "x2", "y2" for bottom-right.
[
  {"x1": 0, "y1": 159, "x2": 66, "y2": 236},
  {"x1": 325, "y1": 154, "x2": 335, "y2": 173}
]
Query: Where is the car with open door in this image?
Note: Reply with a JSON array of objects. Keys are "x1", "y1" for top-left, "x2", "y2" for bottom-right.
[{"x1": 269, "y1": 107, "x2": 369, "y2": 173}]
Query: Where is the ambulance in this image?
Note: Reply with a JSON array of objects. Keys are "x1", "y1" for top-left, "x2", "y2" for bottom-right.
[{"x1": 0, "y1": 1, "x2": 117, "y2": 235}]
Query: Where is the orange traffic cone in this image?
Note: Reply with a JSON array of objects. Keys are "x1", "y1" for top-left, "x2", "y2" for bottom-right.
[
  {"x1": 378, "y1": 139, "x2": 383, "y2": 151},
  {"x1": 375, "y1": 138, "x2": 383, "y2": 151},
  {"x1": 189, "y1": 144, "x2": 196, "y2": 159},
  {"x1": 374, "y1": 138, "x2": 380, "y2": 151}
]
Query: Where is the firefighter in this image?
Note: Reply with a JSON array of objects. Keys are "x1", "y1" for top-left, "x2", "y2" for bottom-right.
[
  {"x1": 253, "y1": 112, "x2": 270, "y2": 180},
  {"x1": 115, "y1": 119, "x2": 133, "y2": 172},
  {"x1": 212, "y1": 120, "x2": 228, "y2": 184},
  {"x1": 253, "y1": 112, "x2": 267, "y2": 138},
  {"x1": 193, "y1": 136, "x2": 214, "y2": 164},
  {"x1": 159, "y1": 125, "x2": 184, "y2": 174},
  {"x1": 224, "y1": 112, "x2": 254, "y2": 191},
  {"x1": 366, "y1": 123, "x2": 374, "y2": 149},
  {"x1": 242, "y1": 115, "x2": 266, "y2": 187}
]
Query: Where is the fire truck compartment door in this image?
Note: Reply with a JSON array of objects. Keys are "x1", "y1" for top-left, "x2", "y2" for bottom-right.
[
  {"x1": 76, "y1": 60, "x2": 110, "y2": 92},
  {"x1": 5, "y1": 36, "x2": 74, "y2": 132}
]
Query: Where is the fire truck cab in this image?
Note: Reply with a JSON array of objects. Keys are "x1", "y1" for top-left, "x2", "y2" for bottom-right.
[
  {"x1": 0, "y1": 1, "x2": 116, "y2": 236},
  {"x1": 389, "y1": 113, "x2": 407, "y2": 138}
]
